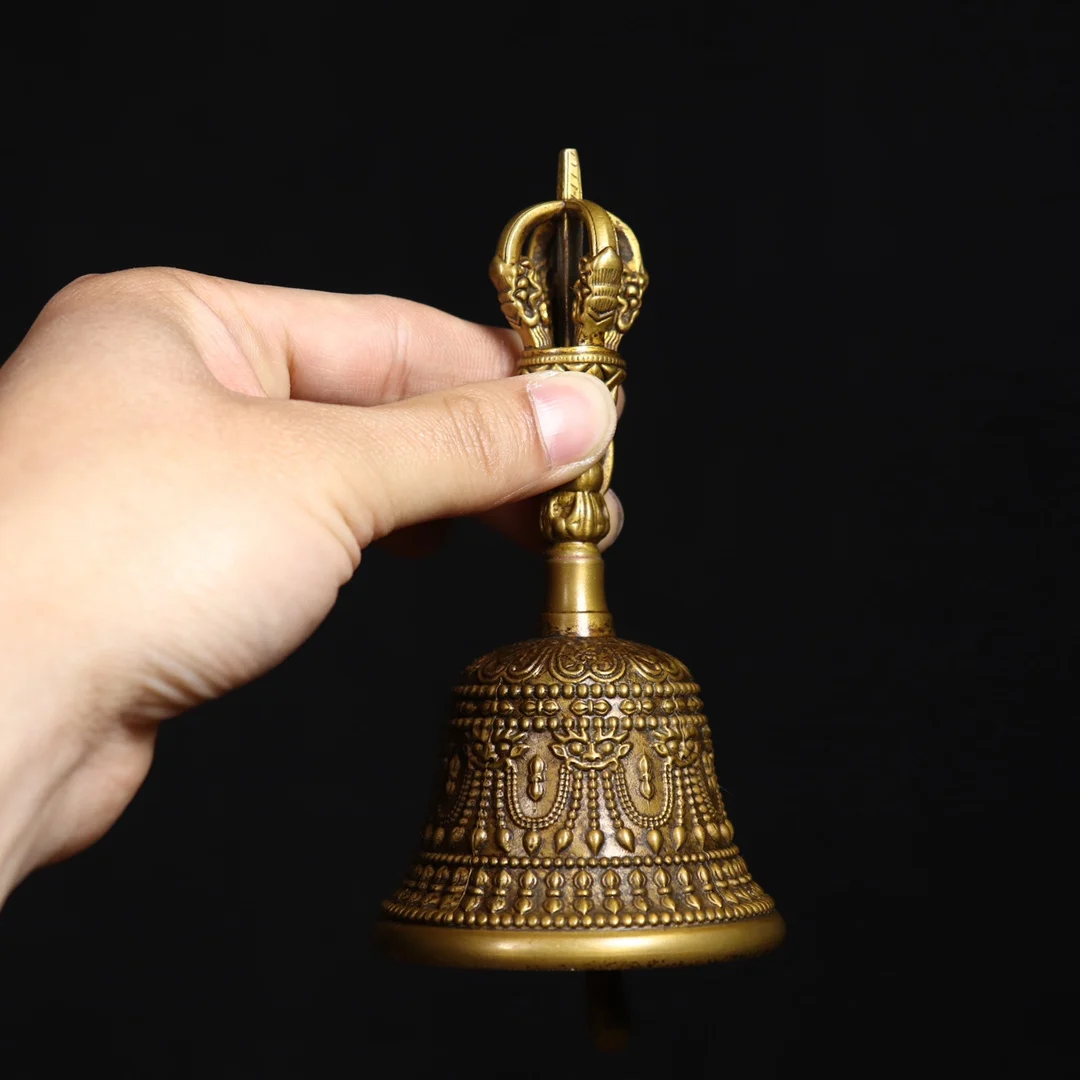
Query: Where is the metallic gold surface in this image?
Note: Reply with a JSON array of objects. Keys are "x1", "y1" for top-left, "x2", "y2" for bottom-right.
[
  {"x1": 377, "y1": 914, "x2": 786, "y2": 971},
  {"x1": 542, "y1": 541, "x2": 611, "y2": 637},
  {"x1": 378, "y1": 151, "x2": 782, "y2": 970}
]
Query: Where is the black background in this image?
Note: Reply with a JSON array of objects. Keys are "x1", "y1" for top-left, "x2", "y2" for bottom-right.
[{"x1": 0, "y1": 8, "x2": 1072, "y2": 1077}]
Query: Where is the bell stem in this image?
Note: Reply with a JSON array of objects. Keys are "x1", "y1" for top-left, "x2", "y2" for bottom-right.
[{"x1": 542, "y1": 541, "x2": 613, "y2": 637}]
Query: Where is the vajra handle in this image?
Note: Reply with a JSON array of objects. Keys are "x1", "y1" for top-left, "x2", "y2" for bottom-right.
[{"x1": 490, "y1": 149, "x2": 648, "y2": 552}]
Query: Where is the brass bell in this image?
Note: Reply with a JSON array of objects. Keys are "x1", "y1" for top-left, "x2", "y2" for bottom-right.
[{"x1": 377, "y1": 150, "x2": 784, "y2": 972}]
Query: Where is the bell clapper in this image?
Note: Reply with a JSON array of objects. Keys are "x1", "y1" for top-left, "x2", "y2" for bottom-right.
[{"x1": 585, "y1": 970, "x2": 631, "y2": 1053}]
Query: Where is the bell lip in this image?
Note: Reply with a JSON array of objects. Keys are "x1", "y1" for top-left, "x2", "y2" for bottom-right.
[{"x1": 374, "y1": 912, "x2": 785, "y2": 971}]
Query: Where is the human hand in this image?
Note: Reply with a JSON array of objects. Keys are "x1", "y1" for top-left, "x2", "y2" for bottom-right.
[{"x1": 0, "y1": 269, "x2": 618, "y2": 900}]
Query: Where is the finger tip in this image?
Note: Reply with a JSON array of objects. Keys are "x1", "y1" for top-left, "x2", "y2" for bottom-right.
[
  {"x1": 527, "y1": 371, "x2": 618, "y2": 468},
  {"x1": 598, "y1": 490, "x2": 624, "y2": 552}
]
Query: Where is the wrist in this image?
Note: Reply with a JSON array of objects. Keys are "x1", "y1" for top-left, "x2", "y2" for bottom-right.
[
  {"x1": 0, "y1": 682, "x2": 76, "y2": 902},
  {"x1": 0, "y1": 602, "x2": 94, "y2": 902}
]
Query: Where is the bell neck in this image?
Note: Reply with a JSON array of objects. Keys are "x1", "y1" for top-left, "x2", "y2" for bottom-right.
[{"x1": 542, "y1": 541, "x2": 613, "y2": 637}]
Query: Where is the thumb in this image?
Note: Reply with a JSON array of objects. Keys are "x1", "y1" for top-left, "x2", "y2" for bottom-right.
[{"x1": 295, "y1": 370, "x2": 618, "y2": 545}]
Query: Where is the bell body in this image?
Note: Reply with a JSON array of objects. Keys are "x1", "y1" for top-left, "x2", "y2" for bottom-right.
[{"x1": 377, "y1": 635, "x2": 783, "y2": 969}]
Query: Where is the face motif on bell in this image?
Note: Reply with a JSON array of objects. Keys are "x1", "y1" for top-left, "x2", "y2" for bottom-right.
[
  {"x1": 466, "y1": 717, "x2": 528, "y2": 769},
  {"x1": 655, "y1": 717, "x2": 700, "y2": 767},
  {"x1": 550, "y1": 714, "x2": 631, "y2": 769}
]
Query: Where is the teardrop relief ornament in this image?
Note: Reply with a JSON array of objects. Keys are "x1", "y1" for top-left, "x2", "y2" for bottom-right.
[{"x1": 377, "y1": 151, "x2": 784, "y2": 969}]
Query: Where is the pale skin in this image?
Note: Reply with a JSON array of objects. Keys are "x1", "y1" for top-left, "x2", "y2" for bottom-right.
[{"x1": 0, "y1": 269, "x2": 622, "y2": 905}]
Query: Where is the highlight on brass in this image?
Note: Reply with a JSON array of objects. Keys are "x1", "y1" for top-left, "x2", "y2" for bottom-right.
[{"x1": 376, "y1": 150, "x2": 784, "y2": 970}]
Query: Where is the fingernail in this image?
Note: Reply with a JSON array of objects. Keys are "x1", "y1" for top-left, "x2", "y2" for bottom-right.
[{"x1": 526, "y1": 371, "x2": 616, "y2": 467}]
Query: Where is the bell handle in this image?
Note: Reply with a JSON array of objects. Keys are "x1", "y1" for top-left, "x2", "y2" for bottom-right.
[{"x1": 490, "y1": 150, "x2": 646, "y2": 636}]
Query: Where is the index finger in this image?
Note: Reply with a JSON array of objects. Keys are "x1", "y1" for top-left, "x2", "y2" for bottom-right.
[{"x1": 175, "y1": 272, "x2": 522, "y2": 404}]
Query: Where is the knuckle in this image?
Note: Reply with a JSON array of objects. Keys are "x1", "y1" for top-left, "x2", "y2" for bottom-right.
[
  {"x1": 45, "y1": 267, "x2": 189, "y2": 315},
  {"x1": 43, "y1": 273, "x2": 109, "y2": 313},
  {"x1": 368, "y1": 295, "x2": 414, "y2": 402},
  {"x1": 442, "y1": 389, "x2": 513, "y2": 482}
]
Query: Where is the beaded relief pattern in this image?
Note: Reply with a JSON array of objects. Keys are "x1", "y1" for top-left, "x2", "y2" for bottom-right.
[{"x1": 382, "y1": 637, "x2": 776, "y2": 931}]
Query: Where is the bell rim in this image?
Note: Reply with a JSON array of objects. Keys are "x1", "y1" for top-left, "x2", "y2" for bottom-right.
[{"x1": 374, "y1": 912, "x2": 784, "y2": 971}]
